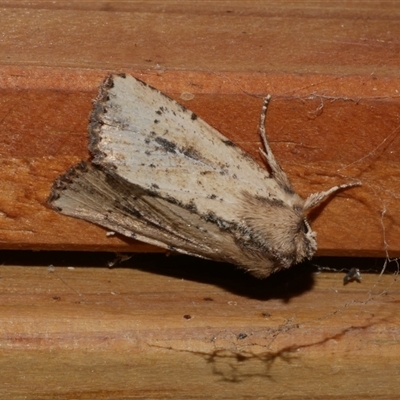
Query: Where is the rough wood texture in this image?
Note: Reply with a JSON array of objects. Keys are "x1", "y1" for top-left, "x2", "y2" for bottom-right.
[
  {"x1": 0, "y1": 253, "x2": 398, "y2": 398},
  {"x1": 0, "y1": 2, "x2": 400, "y2": 256}
]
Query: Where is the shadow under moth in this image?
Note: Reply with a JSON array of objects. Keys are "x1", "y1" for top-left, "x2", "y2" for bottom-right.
[{"x1": 48, "y1": 73, "x2": 360, "y2": 278}]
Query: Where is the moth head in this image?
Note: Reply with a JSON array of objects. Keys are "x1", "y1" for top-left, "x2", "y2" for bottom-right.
[{"x1": 294, "y1": 217, "x2": 317, "y2": 263}]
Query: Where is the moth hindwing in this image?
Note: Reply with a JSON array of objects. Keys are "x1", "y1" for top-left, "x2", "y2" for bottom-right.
[{"x1": 48, "y1": 73, "x2": 360, "y2": 278}]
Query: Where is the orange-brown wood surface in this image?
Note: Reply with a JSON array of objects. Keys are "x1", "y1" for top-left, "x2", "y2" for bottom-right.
[{"x1": 0, "y1": 1, "x2": 399, "y2": 256}]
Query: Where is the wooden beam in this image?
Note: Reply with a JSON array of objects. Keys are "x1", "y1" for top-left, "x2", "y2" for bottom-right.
[
  {"x1": 0, "y1": 2, "x2": 399, "y2": 258},
  {"x1": 0, "y1": 253, "x2": 398, "y2": 398}
]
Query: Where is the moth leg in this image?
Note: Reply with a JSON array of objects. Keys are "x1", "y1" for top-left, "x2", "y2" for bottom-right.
[{"x1": 258, "y1": 95, "x2": 294, "y2": 192}]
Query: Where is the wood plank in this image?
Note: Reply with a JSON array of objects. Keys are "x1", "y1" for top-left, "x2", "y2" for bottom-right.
[
  {"x1": 2, "y1": 2, "x2": 400, "y2": 75},
  {"x1": 1, "y1": 67, "x2": 399, "y2": 256},
  {"x1": 0, "y1": 2, "x2": 399, "y2": 257},
  {"x1": 0, "y1": 253, "x2": 398, "y2": 398}
]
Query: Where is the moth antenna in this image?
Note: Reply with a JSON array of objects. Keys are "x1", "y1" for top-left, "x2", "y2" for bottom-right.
[
  {"x1": 259, "y1": 95, "x2": 294, "y2": 192},
  {"x1": 304, "y1": 181, "x2": 361, "y2": 211}
]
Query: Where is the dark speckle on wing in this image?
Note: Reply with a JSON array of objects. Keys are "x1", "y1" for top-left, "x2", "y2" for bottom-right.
[
  {"x1": 181, "y1": 146, "x2": 202, "y2": 161},
  {"x1": 155, "y1": 137, "x2": 177, "y2": 153},
  {"x1": 221, "y1": 139, "x2": 236, "y2": 147}
]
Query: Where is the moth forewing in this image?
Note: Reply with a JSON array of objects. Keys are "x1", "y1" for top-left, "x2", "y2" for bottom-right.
[{"x1": 48, "y1": 73, "x2": 360, "y2": 279}]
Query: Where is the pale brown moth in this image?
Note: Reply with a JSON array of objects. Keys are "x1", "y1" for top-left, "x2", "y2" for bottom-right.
[{"x1": 48, "y1": 74, "x2": 359, "y2": 278}]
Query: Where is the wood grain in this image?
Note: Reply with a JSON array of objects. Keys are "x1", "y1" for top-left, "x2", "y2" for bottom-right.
[
  {"x1": 0, "y1": 1, "x2": 400, "y2": 257},
  {"x1": 0, "y1": 253, "x2": 398, "y2": 398},
  {"x1": 1, "y1": 3, "x2": 400, "y2": 398}
]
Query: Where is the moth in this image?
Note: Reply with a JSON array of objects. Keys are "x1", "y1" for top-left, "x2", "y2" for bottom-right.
[{"x1": 48, "y1": 73, "x2": 359, "y2": 278}]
